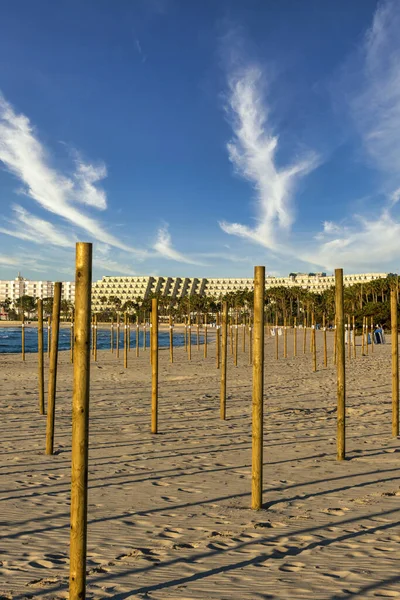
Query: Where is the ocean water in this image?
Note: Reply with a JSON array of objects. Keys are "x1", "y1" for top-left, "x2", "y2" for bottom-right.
[{"x1": 0, "y1": 327, "x2": 201, "y2": 354}]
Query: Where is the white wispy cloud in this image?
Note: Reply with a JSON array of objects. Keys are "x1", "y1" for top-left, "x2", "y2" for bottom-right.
[
  {"x1": 350, "y1": 0, "x2": 400, "y2": 174},
  {"x1": 220, "y1": 67, "x2": 319, "y2": 249},
  {"x1": 153, "y1": 224, "x2": 207, "y2": 265},
  {"x1": 0, "y1": 93, "x2": 144, "y2": 255},
  {"x1": 0, "y1": 205, "x2": 74, "y2": 247}
]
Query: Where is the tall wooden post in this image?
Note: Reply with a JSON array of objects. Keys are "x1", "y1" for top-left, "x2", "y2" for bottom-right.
[
  {"x1": 124, "y1": 312, "x2": 128, "y2": 369},
  {"x1": 204, "y1": 313, "x2": 207, "y2": 359},
  {"x1": 21, "y1": 313, "x2": 25, "y2": 361},
  {"x1": 47, "y1": 316, "x2": 51, "y2": 358},
  {"x1": 353, "y1": 315, "x2": 356, "y2": 359},
  {"x1": 323, "y1": 313, "x2": 327, "y2": 367},
  {"x1": 127, "y1": 316, "x2": 131, "y2": 353},
  {"x1": 91, "y1": 315, "x2": 94, "y2": 357},
  {"x1": 335, "y1": 268, "x2": 346, "y2": 461},
  {"x1": 283, "y1": 316, "x2": 287, "y2": 359},
  {"x1": 136, "y1": 315, "x2": 140, "y2": 357},
  {"x1": 196, "y1": 312, "x2": 200, "y2": 351},
  {"x1": 303, "y1": 316, "x2": 307, "y2": 354},
  {"x1": 252, "y1": 266, "x2": 265, "y2": 510},
  {"x1": 249, "y1": 320, "x2": 253, "y2": 366},
  {"x1": 347, "y1": 316, "x2": 351, "y2": 361},
  {"x1": 143, "y1": 318, "x2": 147, "y2": 351},
  {"x1": 184, "y1": 317, "x2": 187, "y2": 352},
  {"x1": 70, "y1": 311, "x2": 74, "y2": 364},
  {"x1": 38, "y1": 299, "x2": 44, "y2": 415},
  {"x1": 275, "y1": 315, "x2": 279, "y2": 360},
  {"x1": 45, "y1": 282, "x2": 62, "y2": 455},
  {"x1": 242, "y1": 315, "x2": 246, "y2": 353},
  {"x1": 220, "y1": 302, "x2": 228, "y2": 420},
  {"x1": 116, "y1": 314, "x2": 120, "y2": 358},
  {"x1": 365, "y1": 316, "x2": 369, "y2": 355},
  {"x1": 188, "y1": 313, "x2": 191, "y2": 361},
  {"x1": 333, "y1": 321, "x2": 337, "y2": 365},
  {"x1": 151, "y1": 298, "x2": 158, "y2": 434},
  {"x1": 234, "y1": 312, "x2": 238, "y2": 367},
  {"x1": 94, "y1": 314, "x2": 98, "y2": 362},
  {"x1": 69, "y1": 242, "x2": 92, "y2": 600},
  {"x1": 110, "y1": 319, "x2": 114, "y2": 353},
  {"x1": 362, "y1": 316, "x2": 365, "y2": 355},
  {"x1": 370, "y1": 315, "x2": 374, "y2": 353},
  {"x1": 391, "y1": 288, "x2": 399, "y2": 437},
  {"x1": 169, "y1": 314, "x2": 173, "y2": 363},
  {"x1": 294, "y1": 317, "x2": 297, "y2": 357},
  {"x1": 312, "y1": 312, "x2": 317, "y2": 372},
  {"x1": 216, "y1": 313, "x2": 220, "y2": 369}
]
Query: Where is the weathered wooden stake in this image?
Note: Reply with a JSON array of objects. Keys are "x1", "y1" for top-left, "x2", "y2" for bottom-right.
[
  {"x1": 234, "y1": 312, "x2": 238, "y2": 367},
  {"x1": 188, "y1": 313, "x2": 192, "y2": 361},
  {"x1": 251, "y1": 266, "x2": 265, "y2": 510},
  {"x1": 136, "y1": 315, "x2": 140, "y2": 358},
  {"x1": 242, "y1": 315, "x2": 246, "y2": 353},
  {"x1": 216, "y1": 313, "x2": 221, "y2": 369},
  {"x1": 323, "y1": 313, "x2": 327, "y2": 368},
  {"x1": 303, "y1": 316, "x2": 307, "y2": 354},
  {"x1": 21, "y1": 313, "x2": 25, "y2": 361},
  {"x1": 370, "y1": 315, "x2": 374, "y2": 353},
  {"x1": 124, "y1": 312, "x2": 128, "y2": 369},
  {"x1": 365, "y1": 316, "x2": 369, "y2": 355},
  {"x1": 294, "y1": 317, "x2": 297, "y2": 357},
  {"x1": 69, "y1": 242, "x2": 92, "y2": 600},
  {"x1": 312, "y1": 312, "x2": 317, "y2": 372},
  {"x1": 111, "y1": 319, "x2": 114, "y2": 353},
  {"x1": 204, "y1": 313, "x2": 207, "y2": 359},
  {"x1": 353, "y1": 315, "x2": 356, "y2": 359},
  {"x1": 197, "y1": 312, "x2": 200, "y2": 351},
  {"x1": 249, "y1": 321, "x2": 253, "y2": 366},
  {"x1": 38, "y1": 299, "x2": 44, "y2": 415},
  {"x1": 70, "y1": 310, "x2": 74, "y2": 364},
  {"x1": 47, "y1": 316, "x2": 51, "y2": 358},
  {"x1": 151, "y1": 298, "x2": 158, "y2": 434},
  {"x1": 362, "y1": 316, "x2": 365, "y2": 355},
  {"x1": 94, "y1": 314, "x2": 98, "y2": 362},
  {"x1": 335, "y1": 268, "x2": 346, "y2": 461},
  {"x1": 45, "y1": 282, "x2": 62, "y2": 455},
  {"x1": 220, "y1": 301, "x2": 228, "y2": 420},
  {"x1": 116, "y1": 314, "x2": 120, "y2": 358},
  {"x1": 275, "y1": 315, "x2": 279, "y2": 360},
  {"x1": 169, "y1": 314, "x2": 173, "y2": 363},
  {"x1": 391, "y1": 287, "x2": 399, "y2": 437},
  {"x1": 283, "y1": 316, "x2": 287, "y2": 359}
]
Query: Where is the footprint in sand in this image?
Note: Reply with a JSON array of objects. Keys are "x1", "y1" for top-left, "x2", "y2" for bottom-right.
[
  {"x1": 279, "y1": 562, "x2": 306, "y2": 572},
  {"x1": 151, "y1": 481, "x2": 170, "y2": 487}
]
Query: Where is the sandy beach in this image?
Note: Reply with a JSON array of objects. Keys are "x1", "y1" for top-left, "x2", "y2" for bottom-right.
[{"x1": 1, "y1": 331, "x2": 400, "y2": 599}]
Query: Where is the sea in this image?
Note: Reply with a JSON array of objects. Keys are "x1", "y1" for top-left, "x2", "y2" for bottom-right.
[{"x1": 0, "y1": 327, "x2": 201, "y2": 354}]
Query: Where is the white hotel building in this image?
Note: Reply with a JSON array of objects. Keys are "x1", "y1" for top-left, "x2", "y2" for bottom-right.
[{"x1": 0, "y1": 272, "x2": 388, "y2": 310}]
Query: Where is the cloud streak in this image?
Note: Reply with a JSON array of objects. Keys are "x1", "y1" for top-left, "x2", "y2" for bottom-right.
[
  {"x1": 154, "y1": 224, "x2": 207, "y2": 265},
  {"x1": 0, "y1": 93, "x2": 144, "y2": 255},
  {"x1": 220, "y1": 67, "x2": 319, "y2": 249}
]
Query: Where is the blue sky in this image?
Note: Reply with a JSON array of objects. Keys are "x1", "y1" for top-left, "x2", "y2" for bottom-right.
[{"x1": 1, "y1": 0, "x2": 400, "y2": 281}]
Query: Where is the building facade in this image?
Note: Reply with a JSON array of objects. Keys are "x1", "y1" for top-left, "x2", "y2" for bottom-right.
[
  {"x1": 90, "y1": 272, "x2": 388, "y2": 311},
  {"x1": 0, "y1": 274, "x2": 75, "y2": 304}
]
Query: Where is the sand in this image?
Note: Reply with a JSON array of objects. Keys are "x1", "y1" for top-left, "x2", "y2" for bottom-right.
[{"x1": 1, "y1": 331, "x2": 400, "y2": 599}]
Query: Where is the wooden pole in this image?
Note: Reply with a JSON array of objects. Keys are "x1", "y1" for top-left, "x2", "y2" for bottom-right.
[
  {"x1": 151, "y1": 298, "x2": 158, "y2": 434},
  {"x1": 124, "y1": 312, "x2": 128, "y2": 369},
  {"x1": 91, "y1": 315, "x2": 94, "y2": 357},
  {"x1": 197, "y1": 312, "x2": 200, "y2": 351},
  {"x1": 94, "y1": 314, "x2": 97, "y2": 362},
  {"x1": 70, "y1": 310, "x2": 74, "y2": 364},
  {"x1": 365, "y1": 315, "x2": 369, "y2": 355},
  {"x1": 275, "y1": 315, "x2": 279, "y2": 360},
  {"x1": 47, "y1": 316, "x2": 51, "y2": 358},
  {"x1": 333, "y1": 321, "x2": 337, "y2": 365},
  {"x1": 204, "y1": 313, "x2": 207, "y2": 359},
  {"x1": 303, "y1": 316, "x2": 307, "y2": 354},
  {"x1": 21, "y1": 312, "x2": 25, "y2": 361},
  {"x1": 184, "y1": 317, "x2": 187, "y2": 352},
  {"x1": 230, "y1": 320, "x2": 233, "y2": 356},
  {"x1": 45, "y1": 282, "x2": 62, "y2": 455},
  {"x1": 348, "y1": 316, "x2": 351, "y2": 361},
  {"x1": 362, "y1": 316, "x2": 365, "y2": 355},
  {"x1": 353, "y1": 315, "x2": 356, "y2": 359},
  {"x1": 242, "y1": 315, "x2": 246, "y2": 353},
  {"x1": 234, "y1": 311, "x2": 238, "y2": 367},
  {"x1": 169, "y1": 314, "x2": 173, "y2": 363},
  {"x1": 323, "y1": 313, "x2": 327, "y2": 367},
  {"x1": 283, "y1": 316, "x2": 287, "y2": 359},
  {"x1": 188, "y1": 313, "x2": 191, "y2": 361},
  {"x1": 371, "y1": 315, "x2": 374, "y2": 353},
  {"x1": 391, "y1": 287, "x2": 399, "y2": 438},
  {"x1": 136, "y1": 315, "x2": 140, "y2": 357},
  {"x1": 220, "y1": 301, "x2": 228, "y2": 420},
  {"x1": 335, "y1": 268, "x2": 346, "y2": 461},
  {"x1": 38, "y1": 299, "x2": 44, "y2": 415},
  {"x1": 127, "y1": 316, "x2": 131, "y2": 353},
  {"x1": 251, "y1": 266, "x2": 265, "y2": 510},
  {"x1": 312, "y1": 312, "x2": 317, "y2": 372},
  {"x1": 143, "y1": 319, "x2": 147, "y2": 351},
  {"x1": 249, "y1": 320, "x2": 253, "y2": 366},
  {"x1": 216, "y1": 312, "x2": 220, "y2": 369},
  {"x1": 116, "y1": 314, "x2": 120, "y2": 358},
  {"x1": 69, "y1": 242, "x2": 92, "y2": 600},
  {"x1": 294, "y1": 317, "x2": 297, "y2": 357},
  {"x1": 110, "y1": 319, "x2": 114, "y2": 353}
]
